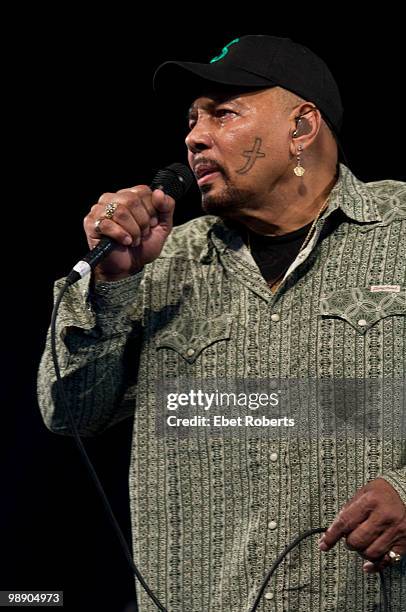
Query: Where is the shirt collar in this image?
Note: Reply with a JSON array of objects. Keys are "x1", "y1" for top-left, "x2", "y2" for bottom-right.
[
  {"x1": 324, "y1": 163, "x2": 382, "y2": 223},
  {"x1": 207, "y1": 163, "x2": 382, "y2": 259}
]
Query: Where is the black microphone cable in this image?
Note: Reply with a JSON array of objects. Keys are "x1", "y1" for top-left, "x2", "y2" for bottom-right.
[
  {"x1": 248, "y1": 527, "x2": 391, "y2": 612},
  {"x1": 248, "y1": 527, "x2": 326, "y2": 612}
]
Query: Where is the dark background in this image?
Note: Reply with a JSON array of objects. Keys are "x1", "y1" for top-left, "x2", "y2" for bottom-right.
[{"x1": 4, "y1": 11, "x2": 405, "y2": 612}]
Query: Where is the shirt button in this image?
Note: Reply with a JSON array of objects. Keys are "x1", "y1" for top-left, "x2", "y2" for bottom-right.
[
  {"x1": 358, "y1": 319, "x2": 367, "y2": 327},
  {"x1": 264, "y1": 592, "x2": 274, "y2": 600},
  {"x1": 270, "y1": 452, "x2": 278, "y2": 462},
  {"x1": 271, "y1": 313, "x2": 280, "y2": 322},
  {"x1": 186, "y1": 348, "x2": 195, "y2": 356},
  {"x1": 268, "y1": 520, "x2": 277, "y2": 530}
]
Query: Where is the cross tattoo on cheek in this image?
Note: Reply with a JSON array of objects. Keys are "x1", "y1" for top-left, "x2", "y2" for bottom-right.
[{"x1": 236, "y1": 137, "x2": 266, "y2": 174}]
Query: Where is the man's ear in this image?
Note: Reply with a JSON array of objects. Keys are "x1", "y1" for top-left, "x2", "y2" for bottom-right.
[{"x1": 289, "y1": 107, "x2": 321, "y2": 154}]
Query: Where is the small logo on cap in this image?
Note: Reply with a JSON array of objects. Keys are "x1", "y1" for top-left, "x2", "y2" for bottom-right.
[{"x1": 210, "y1": 38, "x2": 240, "y2": 63}]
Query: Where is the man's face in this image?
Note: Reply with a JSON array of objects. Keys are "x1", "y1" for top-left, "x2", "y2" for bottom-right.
[{"x1": 185, "y1": 87, "x2": 293, "y2": 218}]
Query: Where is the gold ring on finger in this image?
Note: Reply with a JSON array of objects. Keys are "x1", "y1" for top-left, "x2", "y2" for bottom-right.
[
  {"x1": 104, "y1": 201, "x2": 118, "y2": 219},
  {"x1": 388, "y1": 550, "x2": 402, "y2": 564},
  {"x1": 94, "y1": 217, "x2": 105, "y2": 233}
]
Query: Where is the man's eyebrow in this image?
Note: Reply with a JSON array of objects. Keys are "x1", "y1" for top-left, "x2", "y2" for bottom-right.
[
  {"x1": 187, "y1": 96, "x2": 241, "y2": 120},
  {"x1": 187, "y1": 100, "x2": 214, "y2": 115},
  {"x1": 186, "y1": 102, "x2": 212, "y2": 123}
]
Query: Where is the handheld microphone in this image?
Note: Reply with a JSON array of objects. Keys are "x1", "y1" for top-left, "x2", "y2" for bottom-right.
[{"x1": 66, "y1": 163, "x2": 194, "y2": 286}]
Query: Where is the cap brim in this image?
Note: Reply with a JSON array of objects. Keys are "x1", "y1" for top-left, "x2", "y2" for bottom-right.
[{"x1": 153, "y1": 61, "x2": 276, "y2": 99}]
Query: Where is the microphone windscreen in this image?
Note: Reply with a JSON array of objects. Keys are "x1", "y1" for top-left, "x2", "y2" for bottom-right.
[{"x1": 150, "y1": 163, "x2": 194, "y2": 200}]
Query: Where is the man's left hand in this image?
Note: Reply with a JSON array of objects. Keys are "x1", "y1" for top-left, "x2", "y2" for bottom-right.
[{"x1": 319, "y1": 478, "x2": 406, "y2": 572}]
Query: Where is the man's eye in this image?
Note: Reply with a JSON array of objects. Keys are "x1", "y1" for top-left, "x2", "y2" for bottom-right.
[
  {"x1": 187, "y1": 108, "x2": 235, "y2": 130},
  {"x1": 216, "y1": 108, "x2": 235, "y2": 119}
]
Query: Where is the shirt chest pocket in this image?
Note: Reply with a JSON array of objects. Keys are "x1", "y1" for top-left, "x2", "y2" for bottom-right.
[
  {"x1": 155, "y1": 313, "x2": 233, "y2": 363},
  {"x1": 320, "y1": 287, "x2": 406, "y2": 333}
]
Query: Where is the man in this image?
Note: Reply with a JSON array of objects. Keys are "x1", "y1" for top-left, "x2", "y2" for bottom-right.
[{"x1": 38, "y1": 35, "x2": 406, "y2": 611}]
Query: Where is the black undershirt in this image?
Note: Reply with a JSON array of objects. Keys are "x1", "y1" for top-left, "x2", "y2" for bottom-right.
[
  {"x1": 248, "y1": 221, "x2": 313, "y2": 287},
  {"x1": 234, "y1": 210, "x2": 343, "y2": 288}
]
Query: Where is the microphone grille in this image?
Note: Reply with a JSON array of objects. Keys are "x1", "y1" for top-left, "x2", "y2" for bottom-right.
[{"x1": 151, "y1": 163, "x2": 194, "y2": 200}]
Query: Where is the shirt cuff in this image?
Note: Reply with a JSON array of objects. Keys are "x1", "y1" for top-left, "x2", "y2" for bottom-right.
[
  {"x1": 379, "y1": 470, "x2": 406, "y2": 508},
  {"x1": 91, "y1": 272, "x2": 144, "y2": 310},
  {"x1": 53, "y1": 271, "x2": 144, "y2": 339}
]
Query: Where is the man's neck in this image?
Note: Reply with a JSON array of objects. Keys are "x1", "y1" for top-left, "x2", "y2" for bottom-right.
[{"x1": 239, "y1": 169, "x2": 338, "y2": 236}]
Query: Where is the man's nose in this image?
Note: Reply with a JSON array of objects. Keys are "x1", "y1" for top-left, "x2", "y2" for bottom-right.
[{"x1": 185, "y1": 121, "x2": 214, "y2": 154}]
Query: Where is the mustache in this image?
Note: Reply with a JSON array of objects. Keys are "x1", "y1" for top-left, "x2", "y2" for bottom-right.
[{"x1": 193, "y1": 157, "x2": 227, "y2": 178}]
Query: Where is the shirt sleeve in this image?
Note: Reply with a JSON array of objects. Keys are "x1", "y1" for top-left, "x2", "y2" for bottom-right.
[
  {"x1": 37, "y1": 272, "x2": 144, "y2": 437},
  {"x1": 380, "y1": 468, "x2": 406, "y2": 508}
]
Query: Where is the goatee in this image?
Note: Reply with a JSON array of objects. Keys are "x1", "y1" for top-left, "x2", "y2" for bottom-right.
[{"x1": 201, "y1": 183, "x2": 255, "y2": 218}]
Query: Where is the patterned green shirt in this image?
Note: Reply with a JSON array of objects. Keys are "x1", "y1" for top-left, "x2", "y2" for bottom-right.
[{"x1": 37, "y1": 164, "x2": 406, "y2": 611}]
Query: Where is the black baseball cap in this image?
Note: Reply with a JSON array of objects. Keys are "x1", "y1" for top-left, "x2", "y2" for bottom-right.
[{"x1": 153, "y1": 35, "x2": 343, "y2": 136}]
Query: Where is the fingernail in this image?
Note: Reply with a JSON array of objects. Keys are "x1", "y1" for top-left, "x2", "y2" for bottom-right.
[
  {"x1": 363, "y1": 562, "x2": 375, "y2": 572},
  {"x1": 134, "y1": 237, "x2": 141, "y2": 246},
  {"x1": 150, "y1": 217, "x2": 158, "y2": 227},
  {"x1": 319, "y1": 539, "x2": 328, "y2": 551},
  {"x1": 123, "y1": 236, "x2": 132, "y2": 245}
]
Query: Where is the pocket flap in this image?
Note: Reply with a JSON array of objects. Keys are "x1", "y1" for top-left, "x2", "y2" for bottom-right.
[
  {"x1": 320, "y1": 287, "x2": 405, "y2": 333},
  {"x1": 156, "y1": 313, "x2": 233, "y2": 362}
]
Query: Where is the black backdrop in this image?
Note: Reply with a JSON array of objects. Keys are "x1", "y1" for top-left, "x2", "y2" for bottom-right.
[{"x1": 4, "y1": 12, "x2": 406, "y2": 612}]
